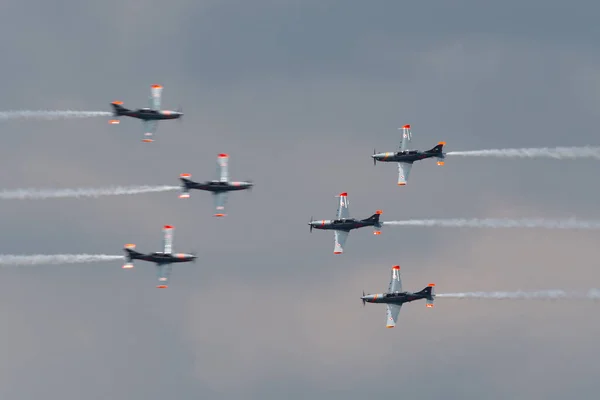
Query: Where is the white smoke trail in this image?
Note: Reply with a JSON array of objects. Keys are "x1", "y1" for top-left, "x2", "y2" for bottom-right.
[
  {"x1": 0, "y1": 254, "x2": 124, "y2": 266},
  {"x1": 0, "y1": 110, "x2": 112, "y2": 120},
  {"x1": 447, "y1": 146, "x2": 600, "y2": 160},
  {"x1": 0, "y1": 185, "x2": 180, "y2": 200},
  {"x1": 383, "y1": 218, "x2": 600, "y2": 230},
  {"x1": 437, "y1": 289, "x2": 600, "y2": 300}
]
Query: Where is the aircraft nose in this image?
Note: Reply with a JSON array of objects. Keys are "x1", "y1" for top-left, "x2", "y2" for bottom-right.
[{"x1": 361, "y1": 294, "x2": 375, "y2": 302}]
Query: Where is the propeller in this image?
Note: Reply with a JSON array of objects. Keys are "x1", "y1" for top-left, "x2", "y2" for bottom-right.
[
  {"x1": 177, "y1": 105, "x2": 183, "y2": 123},
  {"x1": 246, "y1": 179, "x2": 253, "y2": 191},
  {"x1": 309, "y1": 216, "x2": 313, "y2": 233},
  {"x1": 373, "y1": 148, "x2": 377, "y2": 166},
  {"x1": 191, "y1": 251, "x2": 197, "y2": 263},
  {"x1": 362, "y1": 290, "x2": 366, "y2": 307}
]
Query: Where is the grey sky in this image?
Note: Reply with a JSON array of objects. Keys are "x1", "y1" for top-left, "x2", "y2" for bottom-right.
[{"x1": 0, "y1": 1, "x2": 598, "y2": 399}]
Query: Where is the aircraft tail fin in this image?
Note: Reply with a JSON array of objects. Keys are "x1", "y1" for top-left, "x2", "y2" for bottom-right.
[
  {"x1": 429, "y1": 142, "x2": 446, "y2": 165},
  {"x1": 418, "y1": 283, "x2": 436, "y2": 307},
  {"x1": 179, "y1": 173, "x2": 192, "y2": 198},
  {"x1": 364, "y1": 210, "x2": 383, "y2": 233},
  {"x1": 110, "y1": 101, "x2": 129, "y2": 115},
  {"x1": 123, "y1": 244, "x2": 139, "y2": 269},
  {"x1": 109, "y1": 101, "x2": 129, "y2": 124}
]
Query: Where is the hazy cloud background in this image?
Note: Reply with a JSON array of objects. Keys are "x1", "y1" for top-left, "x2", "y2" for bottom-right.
[{"x1": 0, "y1": 1, "x2": 599, "y2": 398}]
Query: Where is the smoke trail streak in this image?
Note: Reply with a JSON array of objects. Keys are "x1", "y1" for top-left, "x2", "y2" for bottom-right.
[
  {"x1": 0, "y1": 186, "x2": 180, "y2": 200},
  {"x1": 447, "y1": 146, "x2": 600, "y2": 160},
  {"x1": 0, "y1": 111, "x2": 112, "y2": 120},
  {"x1": 0, "y1": 254, "x2": 124, "y2": 266},
  {"x1": 383, "y1": 218, "x2": 600, "y2": 230},
  {"x1": 437, "y1": 290, "x2": 600, "y2": 300}
]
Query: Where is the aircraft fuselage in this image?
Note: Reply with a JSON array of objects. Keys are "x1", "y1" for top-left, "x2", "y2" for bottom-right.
[
  {"x1": 181, "y1": 178, "x2": 253, "y2": 193},
  {"x1": 362, "y1": 291, "x2": 429, "y2": 305},
  {"x1": 310, "y1": 218, "x2": 378, "y2": 232},
  {"x1": 373, "y1": 150, "x2": 439, "y2": 163},
  {"x1": 126, "y1": 248, "x2": 196, "y2": 265},
  {"x1": 120, "y1": 108, "x2": 182, "y2": 121}
]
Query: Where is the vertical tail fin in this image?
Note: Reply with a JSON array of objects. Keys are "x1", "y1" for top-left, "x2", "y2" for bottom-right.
[
  {"x1": 424, "y1": 283, "x2": 435, "y2": 308},
  {"x1": 429, "y1": 142, "x2": 446, "y2": 165},
  {"x1": 109, "y1": 101, "x2": 129, "y2": 124},
  {"x1": 179, "y1": 173, "x2": 192, "y2": 198},
  {"x1": 123, "y1": 244, "x2": 136, "y2": 269}
]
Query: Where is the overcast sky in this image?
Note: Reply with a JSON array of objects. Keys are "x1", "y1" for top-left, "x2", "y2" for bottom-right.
[{"x1": 0, "y1": 1, "x2": 599, "y2": 399}]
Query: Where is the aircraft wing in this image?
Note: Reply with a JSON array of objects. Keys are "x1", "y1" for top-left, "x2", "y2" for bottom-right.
[
  {"x1": 217, "y1": 153, "x2": 229, "y2": 182},
  {"x1": 333, "y1": 230, "x2": 349, "y2": 254},
  {"x1": 336, "y1": 192, "x2": 350, "y2": 219},
  {"x1": 156, "y1": 264, "x2": 172, "y2": 288},
  {"x1": 163, "y1": 225, "x2": 174, "y2": 254},
  {"x1": 388, "y1": 265, "x2": 402, "y2": 293},
  {"x1": 142, "y1": 120, "x2": 158, "y2": 142},
  {"x1": 397, "y1": 162, "x2": 413, "y2": 186},
  {"x1": 386, "y1": 304, "x2": 402, "y2": 328},
  {"x1": 150, "y1": 84, "x2": 163, "y2": 110},
  {"x1": 213, "y1": 192, "x2": 229, "y2": 216},
  {"x1": 399, "y1": 124, "x2": 412, "y2": 151}
]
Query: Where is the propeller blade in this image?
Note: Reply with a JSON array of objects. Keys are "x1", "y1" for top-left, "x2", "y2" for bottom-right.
[
  {"x1": 373, "y1": 148, "x2": 377, "y2": 166},
  {"x1": 309, "y1": 216, "x2": 313, "y2": 233},
  {"x1": 362, "y1": 290, "x2": 366, "y2": 307}
]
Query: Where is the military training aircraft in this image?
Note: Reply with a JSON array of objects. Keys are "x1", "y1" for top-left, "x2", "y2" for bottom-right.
[
  {"x1": 179, "y1": 153, "x2": 253, "y2": 217},
  {"x1": 109, "y1": 84, "x2": 183, "y2": 142},
  {"x1": 308, "y1": 192, "x2": 383, "y2": 254},
  {"x1": 372, "y1": 124, "x2": 446, "y2": 186},
  {"x1": 362, "y1": 265, "x2": 435, "y2": 328},
  {"x1": 122, "y1": 225, "x2": 196, "y2": 288}
]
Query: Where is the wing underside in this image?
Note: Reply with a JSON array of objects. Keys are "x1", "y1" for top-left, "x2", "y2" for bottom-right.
[
  {"x1": 217, "y1": 154, "x2": 229, "y2": 182},
  {"x1": 156, "y1": 264, "x2": 172, "y2": 288},
  {"x1": 397, "y1": 162, "x2": 413, "y2": 186},
  {"x1": 386, "y1": 304, "x2": 402, "y2": 328},
  {"x1": 399, "y1": 125, "x2": 412, "y2": 152},
  {"x1": 163, "y1": 226, "x2": 174, "y2": 254},
  {"x1": 333, "y1": 230, "x2": 349, "y2": 254},
  {"x1": 388, "y1": 266, "x2": 402, "y2": 293},
  {"x1": 142, "y1": 120, "x2": 158, "y2": 142},
  {"x1": 213, "y1": 192, "x2": 229, "y2": 216},
  {"x1": 150, "y1": 84, "x2": 163, "y2": 110},
  {"x1": 336, "y1": 193, "x2": 350, "y2": 219}
]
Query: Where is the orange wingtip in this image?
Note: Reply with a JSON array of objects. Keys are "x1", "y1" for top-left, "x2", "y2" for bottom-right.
[
  {"x1": 109, "y1": 119, "x2": 120, "y2": 124},
  {"x1": 180, "y1": 173, "x2": 191, "y2": 178},
  {"x1": 214, "y1": 213, "x2": 226, "y2": 217},
  {"x1": 121, "y1": 264, "x2": 134, "y2": 269},
  {"x1": 428, "y1": 283, "x2": 436, "y2": 287},
  {"x1": 397, "y1": 183, "x2": 406, "y2": 186},
  {"x1": 386, "y1": 325, "x2": 395, "y2": 328},
  {"x1": 334, "y1": 251, "x2": 342, "y2": 254},
  {"x1": 402, "y1": 124, "x2": 410, "y2": 129},
  {"x1": 375, "y1": 210, "x2": 383, "y2": 214},
  {"x1": 426, "y1": 304, "x2": 434, "y2": 308},
  {"x1": 338, "y1": 192, "x2": 348, "y2": 197},
  {"x1": 437, "y1": 161, "x2": 445, "y2": 166},
  {"x1": 124, "y1": 244, "x2": 136, "y2": 249},
  {"x1": 218, "y1": 153, "x2": 229, "y2": 158},
  {"x1": 151, "y1": 84, "x2": 163, "y2": 89},
  {"x1": 163, "y1": 225, "x2": 174, "y2": 229},
  {"x1": 392, "y1": 265, "x2": 400, "y2": 270},
  {"x1": 373, "y1": 231, "x2": 381, "y2": 235},
  {"x1": 156, "y1": 285, "x2": 168, "y2": 289},
  {"x1": 111, "y1": 101, "x2": 124, "y2": 105},
  {"x1": 179, "y1": 194, "x2": 190, "y2": 199},
  {"x1": 438, "y1": 141, "x2": 446, "y2": 146},
  {"x1": 142, "y1": 139, "x2": 154, "y2": 143}
]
